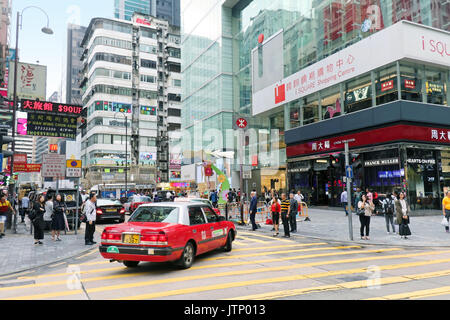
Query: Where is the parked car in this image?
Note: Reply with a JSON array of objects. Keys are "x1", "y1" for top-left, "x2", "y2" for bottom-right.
[
  {"x1": 99, "y1": 202, "x2": 236, "y2": 269},
  {"x1": 96, "y1": 199, "x2": 126, "y2": 223},
  {"x1": 124, "y1": 195, "x2": 152, "y2": 214}
]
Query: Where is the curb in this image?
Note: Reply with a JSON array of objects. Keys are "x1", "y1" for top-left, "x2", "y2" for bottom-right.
[
  {"x1": 234, "y1": 224, "x2": 450, "y2": 249},
  {"x1": 0, "y1": 230, "x2": 102, "y2": 279}
]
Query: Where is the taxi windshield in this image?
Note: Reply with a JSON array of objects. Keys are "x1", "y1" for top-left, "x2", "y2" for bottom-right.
[{"x1": 129, "y1": 206, "x2": 179, "y2": 223}]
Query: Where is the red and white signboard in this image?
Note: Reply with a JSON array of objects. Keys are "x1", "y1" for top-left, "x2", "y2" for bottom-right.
[
  {"x1": 41, "y1": 154, "x2": 66, "y2": 178},
  {"x1": 252, "y1": 21, "x2": 450, "y2": 116},
  {"x1": 236, "y1": 118, "x2": 248, "y2": 129},
  {"x1": 287, "y1": 124, "x2": 450, "y2": 158}
]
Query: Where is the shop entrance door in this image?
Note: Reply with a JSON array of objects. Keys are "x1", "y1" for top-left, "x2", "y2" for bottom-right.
[{"x1": 313, "y1": 170, "x2": 329, "y2": 206}]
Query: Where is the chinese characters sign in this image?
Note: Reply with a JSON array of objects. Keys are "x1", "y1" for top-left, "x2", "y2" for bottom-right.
[
  {"x1": 41, "y1": 154, "x2": 66, "y2": 178},
  {"x1": 24, "y1": 113, "x2": 77, "y2": 140},
  {"x1": 21, "y1": 99, "x2": 83, "y2": 116},
  {"x1": 8, "y1": 62, "x2": 46, "y2": 101},
  {"x1": 287, "y1": 125, "x2": 450, "y2": 158}
]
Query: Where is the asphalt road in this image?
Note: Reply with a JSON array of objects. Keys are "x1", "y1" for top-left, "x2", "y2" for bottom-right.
[{"x1": 2, "y1": 223, "x2": 450, "y2": 300}]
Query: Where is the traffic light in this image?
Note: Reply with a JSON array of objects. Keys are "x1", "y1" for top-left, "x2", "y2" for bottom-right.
[
  {"x1": 0, "y1": 129, "x2": 14, "y2": 159},
  {"x1": 351, "y1": 153, "x2": 362, "y2": 169}
]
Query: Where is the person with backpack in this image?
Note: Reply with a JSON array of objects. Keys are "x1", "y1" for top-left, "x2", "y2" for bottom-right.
[
  {"x1": 209, "y1": 190, "x2": 218, "y2": 208},
  {"x1": 383, "y1": 191, "x2": 397, "y2": 234}
]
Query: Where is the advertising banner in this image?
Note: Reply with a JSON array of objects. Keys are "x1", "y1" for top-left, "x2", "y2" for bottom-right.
[
  {"x1": 41, "y1": 154, "x2": 66, "y2": 178},
  {"x1": 139, "y1": 152, "x2": 157, "y2": 165},
  {"x1": 26, "y1": 113, "x2": 77, "y2": 139},
  {"x1": 8, "y1": 62, "x2": 47, "y2": 101},
  {"x1": 0, "y1": 112, "x2": 12, "y2": 130},
  {"x1": 252, "y1": 21, "x2": 450, "y2": 116},
  {"x1": 20, "y1": 99, "x2": 83, "y2": 117}
]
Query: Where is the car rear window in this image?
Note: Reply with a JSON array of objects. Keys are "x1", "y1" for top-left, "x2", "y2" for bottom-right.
[
  {"x1": 97, "y1": 199, "x2": 121, "y2": 206},
  {"x1": 134, "y1": 196, "x2": 151, "y2": 202},
  {"x1": 129, "y1": 206, "x2": 179, "y2": 223}
]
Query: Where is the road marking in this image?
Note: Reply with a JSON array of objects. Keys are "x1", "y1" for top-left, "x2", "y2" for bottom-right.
[
  {"x1": 5, "y1": 248, "x2": 441, "y2": 300},
  {"x1": 0, "y1": 271, "x2": 32, "y2": 280},
  {"x1": 75, "y1": 249, "x2": 99, "y2": 260},
  {"x1": 232, "y1": 242, "x2": 327, "y2": 252},
  {"x1": 201, "y1": 245, "x2": 361, "y2": 261},
  {"x1": 119, "y1": 261, "x2": 450, "y2": 300},
  {"x1": 236, "y1": 236, "x2": 267, "y2": 243},
  {"x1": 49, "y1": 262, "x2": 66, "y2": 268},
  {"x1": 367, "y1": 285, "x2": 450, "y2": 300},
  {"x1": 232, "y1": 240, "x2": 248, "y2": 246},
  {"x1": 230, "y1": 266, "x2": 450, "y2": 300},
  {"x1": 238, "y1": 232, "x2": 296, "y2": 242}
]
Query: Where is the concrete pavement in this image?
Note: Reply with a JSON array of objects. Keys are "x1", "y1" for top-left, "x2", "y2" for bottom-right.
[
  {"x1": 236, "y1": 207, "x2": 450, "y2": 247},
  {"x1": 0, "y1": 217, "x2": 100, "y2": 277}
]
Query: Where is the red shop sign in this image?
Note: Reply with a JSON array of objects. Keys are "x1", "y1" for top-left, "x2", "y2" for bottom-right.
[
  {"x1": 287, "y1": 124, "x2": 450, "y2": 158},
  {"x1": 381, "y1": 80, "x2": 394, "y2": 92}
]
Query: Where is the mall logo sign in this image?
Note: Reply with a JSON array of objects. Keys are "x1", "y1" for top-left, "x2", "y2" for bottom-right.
[
  {"x1": 274, "y1": 84, "x2": 286, "y2": 104},
  {"x1": 422, "y1": 36, "x2": 450, "y2": 57}
]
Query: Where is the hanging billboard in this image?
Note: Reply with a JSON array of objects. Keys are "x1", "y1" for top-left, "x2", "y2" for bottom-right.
[{"x1": 8, "y1": 62, "x2": 47, "y2": 101}]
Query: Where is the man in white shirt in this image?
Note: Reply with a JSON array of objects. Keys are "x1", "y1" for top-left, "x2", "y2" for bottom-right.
[
  {"x1": 341, "y1": 190, "x2": 348, "y2": 216},
  {"x1": 20, "y1": 194, "x2": 30, "y2": 223},
  {"x1": 84, "y1": 193, "x2": 97, "y2": 245}
]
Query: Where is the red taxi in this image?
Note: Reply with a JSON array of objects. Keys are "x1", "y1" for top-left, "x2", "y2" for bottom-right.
[{"x1": 99, "y1": 202, "x2": 236, "y2": 269}]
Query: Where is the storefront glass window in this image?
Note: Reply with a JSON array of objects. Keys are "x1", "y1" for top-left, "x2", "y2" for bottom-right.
[
  {"x1": 439, "y1": 150, "x2": 450, "y2": 200},
  {"x1": 321, "y1": 85, "x2": 342, "y2": 120},
  {"x1": 406, "y1": 148, "x2": 440, "y2": 210},
  {"x1": 344, "y1": 72, "x2": 372, "y2": 114},
  {"x1": 289, "y1": 100, "x2": 300, "y2": 129},
  {"x1": 399, "y1": 62, "x2": 423, "y2": 103},
  {"x1": 424, "y1": 68, "x2": 447, "y2": 106},
  {"x1": 375, "y1": 64, "x2": 398, "y2": 106},
  {"x1": 302, "y1": 93, "x2": 319, "y2": 125}
]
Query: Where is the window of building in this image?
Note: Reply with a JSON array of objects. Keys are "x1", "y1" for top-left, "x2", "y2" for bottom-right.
[
  {"x1": 424, "y1": 67, "x2": 447, "y2": 106},
  {"x1": 399, "y1": 62, "x2": 423, "y2": 103},
  {"x1": 321, "y1": 85, "x2": 342, "y2": 120},
  {"x1": 375, "y1": 64, "x2": 398, "y2": 106},
  {"x1": 141, "y1": 59, "x2": 157, "y2": 69},
  {"x1": 168, "y1": 108, "x2": 181, "y2": 117},
  {"x1": 173, "y1": 79, "x2": 181, "y2": 87},
  {"x1": 302, "y1": 93, "x2": 319, "y2": 125},
  {"x1": 344, "y1": 72, "x2": 372, "y2": 114}
]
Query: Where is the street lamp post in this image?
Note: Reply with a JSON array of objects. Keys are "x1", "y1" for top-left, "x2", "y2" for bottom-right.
[
  {"x1": 10, "y1": 6, "x2": 53, "y2": 233},
  {"x1": 115, "y1": 112, "x2": 128, "y2": 198}
]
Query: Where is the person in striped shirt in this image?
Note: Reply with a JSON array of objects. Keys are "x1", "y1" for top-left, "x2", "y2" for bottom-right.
[{"x1": 280, "y1": 193, "x2": 291, "y2": 238}]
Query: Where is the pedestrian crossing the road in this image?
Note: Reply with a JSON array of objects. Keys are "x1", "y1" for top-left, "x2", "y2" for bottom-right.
[{"x1": 2, "y1": 231, "x2": 450, "y2": 300}]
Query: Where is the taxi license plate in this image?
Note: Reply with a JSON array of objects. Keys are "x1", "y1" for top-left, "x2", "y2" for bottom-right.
[
  {"x1": 123, "y1": 234, "x2": 140, "y2": 244},
  {"x1": 106, "y1": 209, "x2": 117, "y2": 213}
]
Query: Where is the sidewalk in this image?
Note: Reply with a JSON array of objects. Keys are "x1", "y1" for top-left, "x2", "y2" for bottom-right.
[
  {"x1": 0, "y1": 218, "x2": 100, "y2": 277},
  {"x1": 237, "y1": 207, "x2": 450, "y2": 248}
]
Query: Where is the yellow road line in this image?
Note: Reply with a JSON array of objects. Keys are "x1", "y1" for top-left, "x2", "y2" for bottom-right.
[
  {"x1": 0, "y1": 248, "x2": 403, "y2": 294},
  {"x1": 368, "y1": 285, "x2": 450, "y2": 300},
  {"x1": 232, "y1": 267, "x2": 450, "y2": 300},
  {"x1": 5, "y1": 247, "x2": 440, "y2": 300},
  {"x1": 120, "y1": 260, "x2": 450, "y2": 300},
  {"x1": 238, "y1": 232, "x2": 296, "y2": 243},
  {"x1": 232, "y1": 242, "x2": 327, "y2": 252},
  {"x1": 236, "y1": 236, "x2": 267, "y2": 243},
  {"x1": 75, "y1": 249, "x2": 99, "y2": 260},
  {"x1": 49, "y1": 262, "x2": 66, "y2": 268},
  {"x1": 201, "y1": 245, "x2": 361, "y2": 261},
  {"x1": 0, "y1": 271, "x2": 32, "y2": 280},
  {"x1": 232, "y1": 241, "x2": 248, "y2": 246}
]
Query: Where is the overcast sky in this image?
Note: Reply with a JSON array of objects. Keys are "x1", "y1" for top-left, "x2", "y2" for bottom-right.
[{"x1": 11, "y1": 0, "x2": 114, "y2": 101}]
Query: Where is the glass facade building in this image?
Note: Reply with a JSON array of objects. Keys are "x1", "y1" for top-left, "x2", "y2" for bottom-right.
[{"x1": 181, "y1": 0, "x2": 450, "y2": 209}]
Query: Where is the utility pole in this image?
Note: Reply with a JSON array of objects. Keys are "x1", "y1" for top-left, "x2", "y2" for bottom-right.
[{"x1": 345, "y1": 141, "x2": 353, "y2": 241}]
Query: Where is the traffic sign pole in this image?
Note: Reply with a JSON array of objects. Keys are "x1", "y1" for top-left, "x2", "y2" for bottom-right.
[{"x1": 345, "y1": 142, "x2": 353, "y2": 241}]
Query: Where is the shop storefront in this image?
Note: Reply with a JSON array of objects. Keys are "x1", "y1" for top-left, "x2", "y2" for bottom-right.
[{"x1": 285, "y1": 101, "x2": 450, "y2": 211}]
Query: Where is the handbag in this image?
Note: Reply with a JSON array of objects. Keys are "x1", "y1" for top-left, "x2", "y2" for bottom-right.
[{"x1": 441, "y1": 217, "x2": 449, "y2": 227}]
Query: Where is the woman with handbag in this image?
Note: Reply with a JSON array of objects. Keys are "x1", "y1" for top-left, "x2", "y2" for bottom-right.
[
  {"x1": 31, "y1": 195, "x2": 46, "y2": 245},
  {"x1": 51, "y1": 194, "x2": 66, "y2": 241},
  {"x1": 442, "y1": 191, "x2": 450, "y2": 233},
  {"x1": 395, "y1": 192, "x2": 411, "y2": 239},
  {"x1": 358, "y1": 194, "x2": 375, "y2": 240}
]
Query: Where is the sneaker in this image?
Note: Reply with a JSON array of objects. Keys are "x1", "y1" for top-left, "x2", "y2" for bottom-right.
[
  {"x1": 387, "y1": 232, "x2": 390, "y2": 235},
  {"x1": 56, "y1": 238, "x2": 62, "y2": 242},
  {"x1": 38, "y1": 241, "x2": 43, "y2": 245},
  {"x1": 273, "y1": 233, "x2": 277, "y2": 237},
  {"x1": 366, "y1": 236, "x2": 370, "y2": 240}
]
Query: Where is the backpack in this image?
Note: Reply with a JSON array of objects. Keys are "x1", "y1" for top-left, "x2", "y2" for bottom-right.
[{"x1": 385, "y1": 197, "x2": 394, "y2": 214}]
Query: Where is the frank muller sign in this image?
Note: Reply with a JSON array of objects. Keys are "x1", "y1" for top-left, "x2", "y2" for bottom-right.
[{"x1": 252, "y1": 21, "x2": 450, "y2": 116}]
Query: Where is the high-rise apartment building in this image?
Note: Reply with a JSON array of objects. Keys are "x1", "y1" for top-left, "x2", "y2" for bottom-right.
[
  {"x1": 115, "y1": 0, "x2": 180, "y2": 27},
  {"x1": 79, "y1": 14, "x2": 181, "y2": 189},
  {"x1": 64, "y1": 24, "x2": 87, "y2": 105}
]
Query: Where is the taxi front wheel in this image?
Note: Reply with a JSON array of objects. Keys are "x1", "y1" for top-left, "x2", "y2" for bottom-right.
[
  {"x1": 223, "y1": 232, "x2": 233, "y2": 252},
  {"x1": 178, "y1": 242, "x2": 195, "y2": 269},
  {"x1": 123, "y1": 261, "x2": 140, "y2": 268}
]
